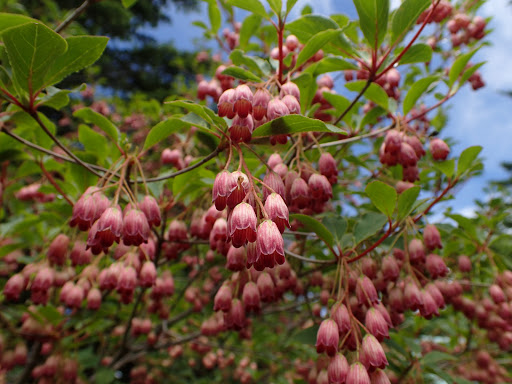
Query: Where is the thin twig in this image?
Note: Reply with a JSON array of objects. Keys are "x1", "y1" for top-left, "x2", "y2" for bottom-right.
[
  {"x1": 55, "y1": 0, "x2": 92, "y2": 34},
  {"x1": 333, "y1": 79, "x2": 372, "y2": 125},
  {"x1": 311, "y1": 124, "x2": 393, "y2": 149},
  {"x1": 39, "y1": 160, "x2": 74, "y2": 205},
  {"x1": 14, "y1": 342, "x2": 41, "y2": 384},
  {"x1": 285, "y1": 249, "x2": 336, "y2": 265}
]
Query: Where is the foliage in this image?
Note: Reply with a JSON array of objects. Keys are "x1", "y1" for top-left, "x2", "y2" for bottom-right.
[{"x1": 0, "y1": 1, "x2": 510, "y2": 384}]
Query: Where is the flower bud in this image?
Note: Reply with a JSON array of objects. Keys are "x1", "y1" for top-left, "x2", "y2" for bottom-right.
[
  {"x1": 226, "y1": 245, "x2": 246, "y2": 271},
  {"x1": 47, "y1": 234, "x2": 69, "y2": 266},
  {"x1": 32, "y1": 267, "x2": 54, "y2": 292},
  {"x1": 408, "y1": 239, "x2": 425, "y2": 263},
  {"x1": 423, "y1": 224, "x2": 442, "y2": 250},
  {"x1": 382, "y1": 255, "x2": 400, "y2": 281},
  {"x1": 228, "y1": 203, "x2": 257, "y2": 248},
  {"x1": 217, "y1": 88, "x2": 236, "y2": 118},
  {"x1": 267, "y1": 98, "x2": 290, "y2": 121},
  {"x1": 252, "y1": 89, "x2": 271, "y2": 121},
  {"x1": 316, "y1": 319, "x2": 339, "y2": 357},
  {"x1": 257, "y1": 272, "x2": 275, "y2": 302},
  {"x1": 361, "y1": 334, "x2": 388, "y2": 370},
  {"x1": 224, "y1": 298, "x2": 246, "y2": 330},
  {"x1": 139, "y1": 195, "x2": 161, "y2": 227},
  {"x1": 242, "y1": 281, "x2": 261, "y2": 313},
  {"x1": 4, "y1": 273, "x2": 25, "y2": 301},
  {"x1": 281, "y1": 94, "x2": 301, "y2": 114},
  {"x1": 398, "y1": 142, "x2": 418, "y2": 167},
  {"x1": 331, "y1": 301, "x2": 351, "y2": 335},
  {"x1": 117, "y1": 266, "x2": 137, "y2": 296},
  {"x1": 419, "y1": 289, "x2": 439, "y2": 319},
  {"x1": 308, "y1": 174, "x2": 332, "y2": 202},
  {"x1": 65, "y1": 284, "x2": 84, "y2": 308},
  {"x1": 285, "y1": 34, "x2": 299, "y2": 51},
  {"x1": 95, "y1": 206, "x2": 123, "y2": 248},
  {"x1": 318, "y1": 152, "x2": 338, "y2": 185},
  {"x1": 490, "y1": 284, "x2": 506, "y2": 304},
  {"x1": 139, "y1": 261, "x2": 157, "y2": 288},
  {"x1": 264, "y1": 193, "x2": 290, "y2": 233},
  {"x1": 365, "y1": 307, "x2": 389, "y2": 341},
  {"x1": 458, "y1": 254, "x2": 472, "y2": 272},
  {"x1": 227, "y1": 171, "x2": 250, "y2": 209},
  {"x1": 214, "y1": 284, "x2": 232, "y2": 312},
  {"x1": 280, "y1": 82, "x2": 300, "y2": 101},
  {"x1": 430, "y1": 138, "x2": 450, "y2": 161},
  {"x1": 212, "y1": 170, "x2": 237, "y2": 211},
  {"x1": 87, "y1": 287, "x2": 102, "y2": 310},
  {"x1": 356, "y1": 276, "x2": 379, "y2": 306},
  {"x1": 384, "y1": 130, "x2": 402, "y2": 154},
  {"x1": 406, "y1": 135, "x2": 426, "y2": 158},
  {"x1": 70, "y1": 187, "x2": 109, "y2": 231},
  {"x1": 229, "y1": 115, "x2": 254, "y2": 143},
  {"x1": 290, "y1": 177, "x2": 311, "y2": 209},
  {"x1": 404, "y1": 280, "x2": 423, "y2": 311},
  {"x1": 369, "y1": 369, "x2": 391, "y2": 384}
]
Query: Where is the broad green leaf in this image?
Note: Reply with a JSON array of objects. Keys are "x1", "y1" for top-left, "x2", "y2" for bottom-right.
[
  {"x1": 294, "y1": 29, "x2": 341, "y2": 69},
  {"x1": 323, "y1": 214, "x2": 347, "y2": 246},
  {"x1": 267, "y1": 0, "x2": 282, "y2": 16},
  {"x1": 165, "y1": 100, "x2": 227, "y2": 129},
  {"x1": 44, "y1": 36, "x2": 108, "y2": 88},
  {"x1": 292, "y1": 73, "x2": 316, "y2": 114},
  {"x1": 391, "y1": 0, "x2": 430, "y2": 43},
  {"x1": 3, "y1": 22, "x2": 67, "y2": 96},
  {"x1": 306, "y1": 57, "x2": 358, "y2": 75},
  {"x1": 403, "y1": 75, "x2": 439, "y2": 115},
  {"x1": 397, "y1": 186, "x2": 420, "y2": 220},
  {"x1": 331, "y1": 14, "x2": 350, "y2": 28},
  {"x1": 143, "y1": 118, "x2": 189, "y2": 151},
  {"x1": 459, "y1": 61, "x2": 485, "y2": 86},
  {"x1": 37, "y1": 305, "x2": 62, "y2": 326},
  {"x1": 121, "y1": 0, "x2": 137, "y2": 8},
  {"x1": 37, "y1": 86, "x2": 71, "y2": 109},
  {"x1": 286, "y1": 0, "x2": 299, "y2": 14},
  {"x1": 365, "y1": 180, "x2": 397, "y2": 217},
  {"x1": 0, "y1": 13, "x2": 38, "y2": 34},
  {"x1": 457, "y1": 145, "x2": 482, "y2": 176},
  {"x1": 353, "y1": 0, "x2": 389, "y2": 48},
  {"x1": 345, "y1": 80, "x2": 389, "y2": 110},
  {"x1": 448, "y1": 48, "x2": 479, "y2": 89},
  {"x1": 290, "y1": 214, "x2": 334, "y2": 247},
  {"x1": 207, "y1": 0, "x2": 222, "y2": 33},
  {"x1": 239, "y1": 14, "x2": 262, "y2": 50},
  {"x1": 221, "y1": 65, "x2": 262, "y2": 82},
  {"x1": 230, "y1": 50, "x2": 270, "y2": 76},
  {"x1": 354, "y1": 211, "x2": 388, "y2": 244},
  {"x1": 226, "y1": 0, "x2": 269, "y2": 19},
  {"x1": 422, "y1": 351, "x2": 457, "y2": 367},
  {"x1": 446, "y1": 214, "x2": 478, "y2": 240},
  {"x1": 286, "y1": 15, "x2": 339, "y2": 42},
  {"x1": 292, "y1": 324, "x2": 319, "y2": 345},
  {"x1": 398, "y1": 43, "x2": 432, "y2": 65},
  {"x1": 322, "y1": 93, "x2": 350, "y2": 115},
  {"x1": 252, "y1": 115, "x2": 345, "y2": 137},
  {"x1": 78, "y1": 124, "x2": 108, "y2": 159},
  {"x1": 360, "y1": 106, "x2": 386, "y2": 128},
  {"x1": 433, "y1": 159, "x2": 455, "y2": 179},
  {"x1": 73, "y1": 107, "x2": 119, "y2": 143}
]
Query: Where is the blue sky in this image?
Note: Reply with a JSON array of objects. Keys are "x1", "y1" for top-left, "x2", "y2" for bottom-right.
[{"x1": 141, "y1": 0, "x2": 512, "y2": 218}]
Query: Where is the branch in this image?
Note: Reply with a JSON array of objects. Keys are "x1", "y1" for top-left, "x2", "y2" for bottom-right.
[
  {"x1": 14, "y1": 341, "x2": 41, "y2": 384},
  {"x1": 144, "y1": 146, "x2": 221, "y2": 183},
  {"x1": 333, "y1": 79, "x2": 372, "y2": 125},
  {"x1": 285, "y1": 249, "x2": 336, "y2": 265},
  {"x1": 54, "y1": 0, "x2": 92, "y2": 34},
  {"x1": 39, "y1": 160, "x2": 74, "y2": 206},
  {"x1": 311, "y1": 124, "x2": 393, "y2": 149}
]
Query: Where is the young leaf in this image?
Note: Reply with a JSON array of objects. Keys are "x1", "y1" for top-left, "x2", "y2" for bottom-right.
[
  {"x1": 286, "y1": 0, "x2": 299, "y2": 14},
  {"x1": 165, "y1": 100, "x2": 227, "y2": 128},
  {"x1": 206, "y1": 0, "x2": 222, "y2": 33},
  {"x1": 365, "y1": 180, "x2": 397, "y2": 217},
  {"x1": 73, "y1": 107, "x2": 119, "y2": 143},
  {"x1": 3, "y1": 22, "x2": 67, "y2": 96},
  {"x1": 294, "y1": 29, "x2": 341, "y2": 69},
  {"x1": 322, "y1": 93, "x2": 351, "y2": 115},
  {"x1": 397, "y1": 186, "x2": 420, "y2": 220},
  {"x1": 0, "y1": 13, "x2": 38, "y2": 34},
  {"x1": 267, "y1": 0, "x2": 282, "y2": 16},
  {"x1": 434, "y1": 159, "x2": 455, "y2": 179},
  {"x1": 345, "y1": 80, "x2": 389, "y2": 110},
  {"x1": 121, "y1": 0, "x2": 137, "y2": 8},
  {"x1": 143, "y1": 118, "x2": 190, "y2": 151},
  {"x1": 403, "y1": 75, "x2": 439, "y2": 115},
  {"x1": 292, "y1": 73, "x2": 316, "y2": 114},
  {"x1": 391, "y1": 0, "x2": 430, "y2": 43},
  {"x1": 221, "y1": 66, "x2": 262, "y2": 82},
  {"x1": 252, "y1": 115, "x2": 346, "y2": 137},
  {"x1": 290, "y1": 214, "x2": 334, "y2": 247},
  {"x1": 398, "y1": 43, "x2": 432, "y2": 65},
  {"x1": 323, "y1": 214, "x2": 348, "y2": 245},
  {"x1": 353, "y1": 0, "x2": 389, "y2": 48},
  {"x1": 286, "y1": 15, "x2": 339, "y2": 41},
  {"x1": 78, "y1": 124, "x2": 108, "y2": 160},
  {"x1": 226, "y1": 0, "x2": 269, "y2": 19},
  {"x1": 307, "y1": 57, "x2": 358, "y2": 75},
  {"x1": 354, "y1": 212, "x2": 388, "y2": 244},
  {"x1": 44, "y1": 36, "x2": 108, "y2": 89},
  {"x1": 448, "y1": 48, "x2": 479, "y2": 89},
  {"x1": 457, "y1": 145, "x2": 482, "y2": 176},
  {"x1": 239, "y1": 14, "x2": 262, "y2": 50}
]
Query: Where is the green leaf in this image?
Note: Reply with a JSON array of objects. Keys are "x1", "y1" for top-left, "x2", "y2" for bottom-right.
[
  {"x1": 434, "y1": 159, "x2": 455, "y2": 179},
  {"x1": 459, "y1": 62, "x2": 485, "y2": 87},
  {"x1": 286, "y1": 15, "x2": 339, "y2": 42},
  {"x1": 398, "y1": 43, "x2": 432, "y2": 65},
  {"x1": 221, "y1": 65, "x2": 262, "y2": 82},
  {"x1": 286, "y1": 0, "x2": 299, "y2": 14},
  {"x1": 353, "y1": 0, "x2": 389, "y2": 48},
  {"x1": 365, "y1": 180, "x2": 397, "y2": 217},
  {"x1": 207, "y1": 0, "x2": 222, "y2": 33},
  {"x1": 143, "y1": 118, "x2": 190, "y2": 151},
  {"x1": 37, "y1": 305, "x2": 62, "y2": 326},
  {"x1": 73, "y1": 107, "x2": 119, "y2": 143},
  {"x1": 165, "y1": 100, "x2": 227, "y2": 128},
  {"x1": 354, "y1": 211, "x2": 388, "y2": 244},
  {"x1": 3, "y1": 22, "x2": 67, "y2": 96},
  {"x1": 403, "y1": 75, "x2": 439, "y2": 115},
  {"x1": 252, "y1": 115, "x2": 345, "y2": 137},
  {"x1": 292, "y1": 73, "x2": 316, "y2": 114},
  {"x1": 230, "y1": 50, "x2": 270, "y2": 76},
  {"x1": 95, "y1": 368, "x2": 115, "y2": 384},
  {"x1": 391, "y1": 0, "x2": 430, "y2": 43},
  {"x1": 322, "y1": 93, "x2": 350, "y2": 114},
  {"x1": 267, "y1": 0, "x2": 282, "y2": 16},
  {"x1": 292, "y1": 324, "x2": 319, "y2": 345},
  {"x1": 37, "y1": 86, "x2": 71, "y2": 109},
  {"x1": 448, "y1": 48, "x2": 479, "y2": 89},
  {"x1": 121, "y1": 0, "x2": 137, "y2": 8},
  {"x1": 294, "y1": 29, "x2": 341, "y2": 69},
  {"x1": 307, "y1": 57, "x2": 358, "y2": 75},
  {"x1": 0, "y1": 13, "x2": 38, "y2": 34},
  {"x1": 360, "y1": 106, "x2": 386, "y2": 128},
  {"x1": 78, "y1": 124, "x2": 108, "y2": 159},
  {"x1": 44, "y1": 36, "x2": 108, "y2": 88},
  {"x1": 226, "y1": 0, "x2": 269, "y2": 19},
  {"x1": 290, "y1": 214, "x2": 334, "y2": 247},
  {"x1": 422, "y1": 351, "x2": 457, "y2": 367},
  {"x1": 239, "y1": 14, "x2": 262, "y2": 50},
  {"x1": 446, "y1": 214, "x2": 478, "y2": 240},
  {"x1": 397, "y1": 186, "x2": 420, "y2": 220},
  {"x1": 457, "y1": 145, "x2": 482, "y2": 176},
  {"x1": 323, "y1": 214, "x2": 347, "y2": 246},
  {"x1": 345, "y1": 80, "x2": 389, "y2": 110}
]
